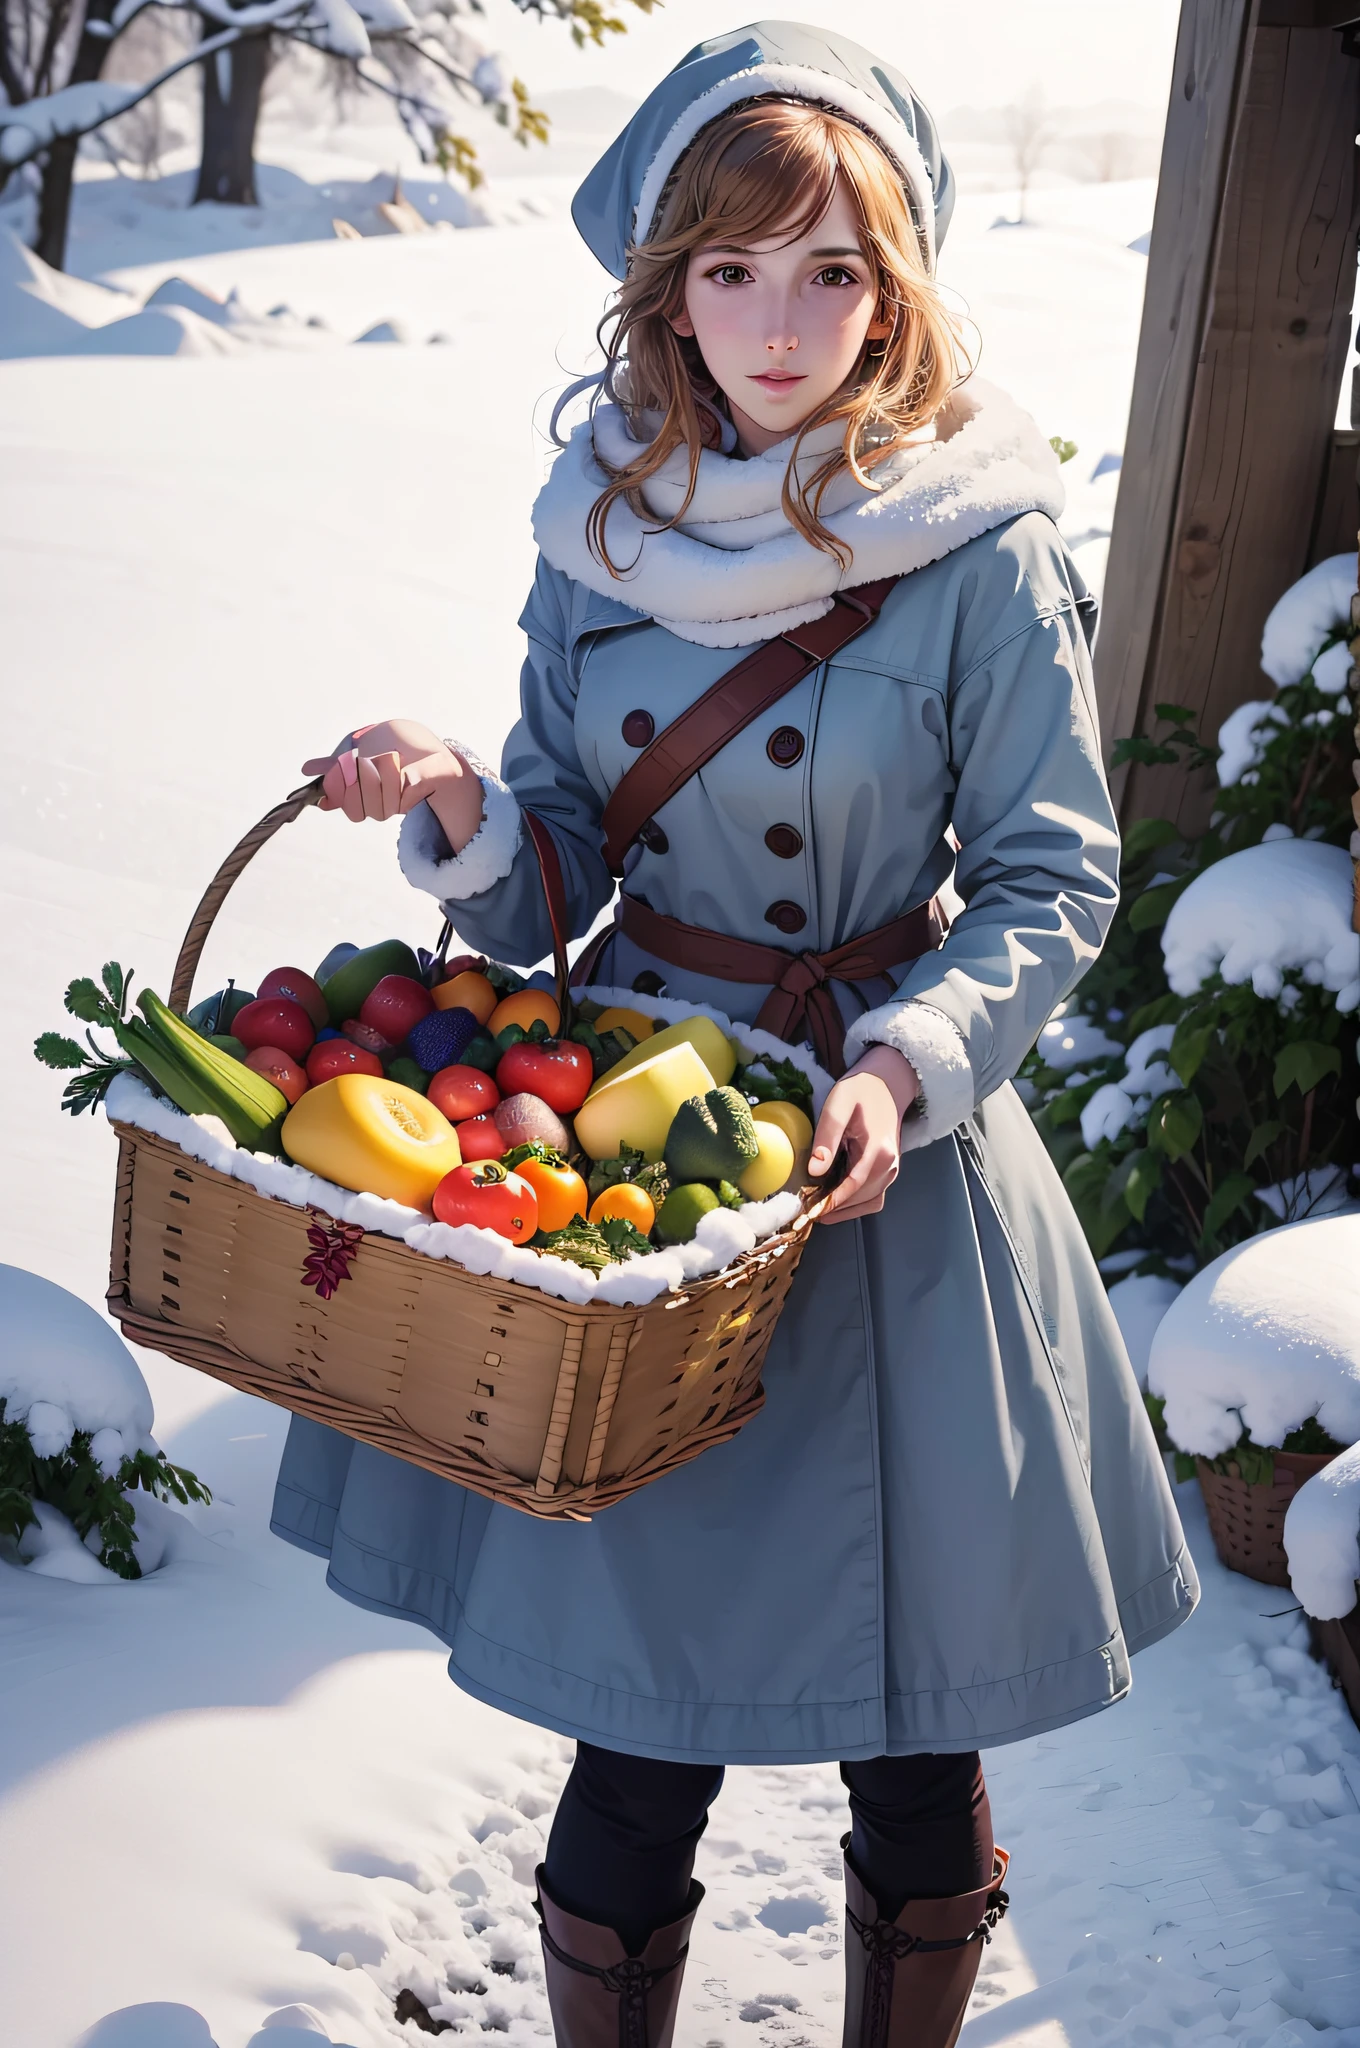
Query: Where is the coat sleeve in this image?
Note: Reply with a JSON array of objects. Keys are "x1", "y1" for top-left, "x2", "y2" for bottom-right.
[
  {"x1": 396, "y1": 558, "x2": 616, "y2": 966},
  {"x1": 842, "y1": 566, "x2": 1119, "y2": 1153}
]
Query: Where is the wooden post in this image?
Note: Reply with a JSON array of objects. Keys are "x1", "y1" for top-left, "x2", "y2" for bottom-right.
[{"x1": 1095, "y1": 0, "x2": 1360, "y2": 829}]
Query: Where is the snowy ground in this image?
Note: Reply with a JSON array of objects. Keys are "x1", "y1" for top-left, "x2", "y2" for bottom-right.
[{"x1": 5, "y1": 149, "x2": 1359, "y2": 2048}]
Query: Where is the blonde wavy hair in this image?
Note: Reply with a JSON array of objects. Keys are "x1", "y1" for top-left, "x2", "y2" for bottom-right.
[{"x1": 586, "y1": 96, "x2": 971, "y2": 576}]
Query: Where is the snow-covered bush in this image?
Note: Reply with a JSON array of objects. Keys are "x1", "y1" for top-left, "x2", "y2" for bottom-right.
[
  {"x1": 1022, "y1": 554, "x2": 1359, "y2": 1276},
  {"x1": 0, "y1": 1265, "x2": 208, "y2": 1580}
]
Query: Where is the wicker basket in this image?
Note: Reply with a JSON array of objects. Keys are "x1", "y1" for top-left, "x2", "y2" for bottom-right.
[
  {"x1": 1196, "y1": 1450, "x2": 1338, "y2": 1586},
  {"x1": 105, "y1": 782, "x2": 829, "y2": 1520}
]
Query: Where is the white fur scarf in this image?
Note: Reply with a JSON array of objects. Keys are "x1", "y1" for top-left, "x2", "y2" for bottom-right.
[{"x1": 531, "y1": 377, "x2": 1065, "y2": 648}]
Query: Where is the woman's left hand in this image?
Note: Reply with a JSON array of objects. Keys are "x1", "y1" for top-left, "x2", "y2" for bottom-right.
[{"x1": 808, "y1": 1044, "x2": 921, "y2": 1223}]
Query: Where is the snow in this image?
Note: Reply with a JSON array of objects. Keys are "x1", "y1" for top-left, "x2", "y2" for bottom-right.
[
  {"x1": 1217, "y1": 698, "x2": 1288, "y2": 788},
  {"x1": 1259, "y1": 552, "x2": 1357, "y2": 687},
  {"x1": 0, "y1": 1262, "x2": 154, "y2": 1446},
  {"x1": 1077, "y1": 1023, "x2": 1176, "y2": 1149},
  {"x1": 1161, "y1": 837, "x2": 1360, "y2": 1010},
  {"x1": 1034, "y1": 1005, "x2": 1122, "y2": 1072},
  {"x1": 1105, "y1": 1272, "x2": 1182, "y2": 1386},
  {"x1": 1286, "y1": 1442, "x2": 1360, "y2": 1621},
  {"x1": 1147, "y1": 1215, "x2": 1360, "y2": 1457},
  {"x1": 8, "y1": 135, "x2": 1360, "y2": 2047},
  {"x1": 1312, "y1": 639, "x2": 1353, "y2": 696}
]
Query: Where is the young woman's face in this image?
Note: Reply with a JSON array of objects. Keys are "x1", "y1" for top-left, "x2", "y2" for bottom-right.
[{"x1": 670, "y1": 181, "x2": 890, "y2": 456}]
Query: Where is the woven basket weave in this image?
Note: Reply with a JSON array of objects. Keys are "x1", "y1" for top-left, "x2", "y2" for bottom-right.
[
  {"x1": 105, "y1": 781, "x2": 828, "y2": 1520},
  {"x1": 1196, "y1": 1450, "x2": 1337, "y2": 1586}
]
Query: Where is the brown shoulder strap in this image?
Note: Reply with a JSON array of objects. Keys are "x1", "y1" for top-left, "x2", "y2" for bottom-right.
[{"x1": 599, "y1": 577, "x2": 899, "y2": 876}]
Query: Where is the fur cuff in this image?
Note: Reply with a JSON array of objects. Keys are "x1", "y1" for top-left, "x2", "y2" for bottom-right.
[
  {"x1": 843, "y1": 1000, "x2": 975, "y2": 1153},
  {"x1": 397, "y1": 752, "x2": 522, "y2": 904}
]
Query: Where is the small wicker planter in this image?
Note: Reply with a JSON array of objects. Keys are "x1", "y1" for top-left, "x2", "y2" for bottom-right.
[
  {"x1": 1196, "y1": 1450, "x2": 1338, "y2": 1586},
  {"x1": 103, "y1": 781, "x2": 829, "y2": 1521}
]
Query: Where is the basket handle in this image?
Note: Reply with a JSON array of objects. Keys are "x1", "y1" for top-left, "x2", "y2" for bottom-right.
[
  {"x1": 169, "y1": 783, "x2": 576, "y2": 1025},
  {"x1": 170, "y1": 780, "x2": 326, "y2": 1012}
]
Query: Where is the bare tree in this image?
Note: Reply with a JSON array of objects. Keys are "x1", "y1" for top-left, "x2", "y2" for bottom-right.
[
  {"x1": 1002, "y1": 84, "x2": 1052, "y2": 225},
  {"x1": 1077, "y1": 127, "x2": 1140, "y2": 184}
]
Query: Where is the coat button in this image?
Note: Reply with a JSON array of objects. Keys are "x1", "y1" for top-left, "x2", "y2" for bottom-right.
[
  {"x1": 764, "y1": 824, "x2": 803, "y2": 860},
  {"x1": 767, "y1": 725, "x2": 804, "y2": 767},
  {"x1": 765, "y1": 900, "x2": 807, "y2": 935},
  {"x1": 638, "y1": 819, "x2": 669, "y2": 854},
  {"x1": 622, "y1": 709, "x2": 655, "y2": 748}
]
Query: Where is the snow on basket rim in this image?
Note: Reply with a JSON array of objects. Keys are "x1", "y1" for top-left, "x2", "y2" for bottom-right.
[
  {"x1": 103, "y1": 991, "x2": 831, "y2": 1308},
  {"x1": 1147, "y1": 1213, "x2": 1360, "y2": 1458}
]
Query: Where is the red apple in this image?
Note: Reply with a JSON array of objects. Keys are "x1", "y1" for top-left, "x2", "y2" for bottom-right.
[
  {"x1": 496, "y1": 1038, "x2": 592, "y2": 1115},
  {"x1": 342, "y1": 1018, "x2": 392, "y2": 1056},
  {"x1": 360, "y1": 973, "x2": 434, "y2": 1046},
  {"x1": 455, "y1": 1113, "x2": 506, "y2": 1162},
  {"x1": 428, "y1": 1065, "x2": 501, "y2": 1123},
  {"x1": 243, "y1": 1045, "x2": 309, "y2": 1105},
  {"x1": 306, "y1": 1040, "x2": 383, "y2": 1084},
  {"x1": 231, "y1": 996, "x2": 315, "y2": 1062},
  {"x1": 257, "y1": 965, "x2": 328, "y2": 1029}
]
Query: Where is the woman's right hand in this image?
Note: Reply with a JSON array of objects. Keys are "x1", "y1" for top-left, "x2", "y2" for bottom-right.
[{"x1": 302, "y1": 719, "x2": 486, "y2": 853}]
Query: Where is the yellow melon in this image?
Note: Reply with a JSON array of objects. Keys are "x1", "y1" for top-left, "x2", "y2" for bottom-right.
[
  {"x1": 282, "y1": 1073, "x2": 462, "y2": 1208},
  {"x1": 588, "y1": 1013, "x2": 737, "y2": 1096},
  {"x1": 573, "y1": 1042, "x2": 717, "y2": 1162}
]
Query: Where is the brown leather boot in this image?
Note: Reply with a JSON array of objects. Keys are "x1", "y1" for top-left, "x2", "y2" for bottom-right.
[
  {"x1": 841, "y1": 1839, "x2": 1010, "y2": 2048},
  {"x1": 534, "y1": 1867, "x2": 702, "y2": 2048}
]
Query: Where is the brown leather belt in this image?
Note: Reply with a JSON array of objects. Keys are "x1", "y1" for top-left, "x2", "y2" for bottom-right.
[{"x1": 612, "y1": 891, "x2": 950, "y2": 1077}]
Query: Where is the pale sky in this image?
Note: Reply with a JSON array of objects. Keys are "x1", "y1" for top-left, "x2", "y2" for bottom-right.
[{"x1": 486, "y1": 2, "x2": 1182, "y2": 120}]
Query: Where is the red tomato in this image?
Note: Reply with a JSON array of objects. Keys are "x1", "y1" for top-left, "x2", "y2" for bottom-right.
[
  {"x1": 455, "y1": 1113, "x2": 505, "y2": 1161},
  {"x1": 243, "y1": 1045, "x2": 309, "y2": 1105},
  {"x1": 432, "y1": 1162, "x2": 538, "y2": 1243},
  {"x1": 306, "y1": 1040, "x2": 384, "y2": 1084},
  {"x1": 359, "y1": 973, "x2": 434, "y2": 1046},
  {"x1": 256, "y1": 965, "x2": 328, "y2": 1029},
  {"x1": 428, "y1": 1065, "x2": 501, "y2": 1123},
  {"x1": 495, "y1": 1038, "x2": 593, "y2": 1114},
  {"x1": 231, "y1": 996, "x2": 315, "y2": 1062}
]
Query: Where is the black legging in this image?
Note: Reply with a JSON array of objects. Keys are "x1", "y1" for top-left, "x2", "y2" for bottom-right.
[{"x1": 543, "y1": 1743, "x2": 992, "y2": 1954}]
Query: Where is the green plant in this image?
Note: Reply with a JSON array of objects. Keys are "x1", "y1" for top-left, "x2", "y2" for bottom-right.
[
  {"x1": 1168, "y1": 1411, "x2": 1346, "y2": 1487},
  {"x1": 0, "y1": 1399, "x2": 210, "y2": 1581}
]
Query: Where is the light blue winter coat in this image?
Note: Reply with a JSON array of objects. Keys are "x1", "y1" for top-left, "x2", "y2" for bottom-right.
[{"x1": 271, "y1": 23, "x2": 1198, "y2": 1761}]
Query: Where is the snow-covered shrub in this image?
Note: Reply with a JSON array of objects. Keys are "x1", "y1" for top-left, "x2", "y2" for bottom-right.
[
  {"x1": 0, "y1": 1266, "x2": 208, "y2": 1580},
  {"x1": 1023, "y1": 554, "x2": 1359, "y2": 1276}
]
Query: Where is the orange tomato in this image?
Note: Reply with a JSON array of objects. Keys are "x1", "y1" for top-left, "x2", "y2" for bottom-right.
[
  {"x1": 487, "y1": 988, "x2": 561, "y2": 1038},
  {"x1": 517, "y1": 1156, "x2": 589, "y2": 1233},
  {"x1": 588, "y1": 1182, "x2": 657, "y2": 1236},
  {"x1": 433, "y1": 970, "x2": 497, "y2": 1024}
]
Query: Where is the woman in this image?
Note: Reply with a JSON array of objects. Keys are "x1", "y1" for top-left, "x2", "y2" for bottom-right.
[{"x1": 274, "y1": 24, "x2": 1198, "y2": 2047}]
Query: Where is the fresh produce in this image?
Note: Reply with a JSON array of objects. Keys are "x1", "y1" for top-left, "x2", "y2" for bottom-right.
[
  {"x1": 385, "y1": 1057, "x2": 430, "y2": 1094},
  {"x1": 496, "y1": 1037, "x2": 592, "y2": 1114},
  {"x1": 587, "y1": 1143, "x2": 669, "y2": 1210},
  {"x1": 408, "y1": 1007, "x2": 480, "y2": 1075},
  {"x1": 230, "y1": 996, "x2": 316, "y2": 1063},
  {"x1": 256, "y1": 966, "x2": 328, "y2": 1029},
  {"x1": 493, "y1": 1092, "x2": 572, "y2": 1156},
  {"x1": 306, "y1": 1040, "x2": 383, "y2": 1084},
  {"x1": 314, "y1": 941, "x2": 359, "y2": 984},
  {"x1": 574, "y1": 1042, "x2": 717, "y2": 1162},
  {"x1": 359, "y1": 973, "x2": 434, "y2": 1046},
  {"x1": 206, "y1": 1034, "x2": 248, "y2": 1060},
  {"x1": 501, "y1": 1147, "x2": 588, "y2": 1233},
  {"x1": 427, "y1": 1065, "x2": 500, "y2": 1123},
  {"x1": 432, "y1": 1159, "x2": 538, "y2": 1243},
  {"x1": 597, "y1": 1014, "x2": 737, "y2": 1092},
  {"x1": 750, "y1": 1098, "x2": 814, "y2": 1154},
  {"x1": 487, "y1": 988, "x2": 560, "y2": 1039},
  {"x1": 188, "y1": 984, "x2": 255, "y2": 1035},
  {"x1": 455, "y1": 1113, "x2": 505, "y2": 1161},
  {"x1": 738, "y1": 1119, "x2": 796, "y2": 1197},
  {"x1": 281, "y1": 1073, "x2": 462, "y2": 1208},
  {"x1": 243, "y1": 1046, "x2": 309, "y2": 1104},
  {"x1": 136, "y1": 990, "x2": 290, "y2": 1151},
  {"x1": 663, "y1": 1087, "x2": 759, "y2": 1184},
  {"x1": 592, "y1": 1006, "x2": 655, "y2": 1043},
  {"x1": 459, "y1": 1032, "x2": 501, "y2": 1074},
  {"x1": 567, "y1": 1017, "x2": 638, "y2": 1081},
  {"x1": 735, "y1": 1051, "x2": 815, "y2": 1117},
  {"x1": 320, "y1": 939, "x2": 422, "y2": 1027},
  {"x1": 655, "y1": 1183, "x2": 720, "y2": 1245},
  {"x1": 433, "y1": 969, "x2": 497, "y2": 1023},
  {"x1": 588, "y1": 1181, "x2": 657, "y2": 1235},
  {"x1": 537, "y1": 1214, "x2": 653, "y2": 1270},
  {"x1": 342, "y1": 1019, "x2": 391, "y2": 1056}
]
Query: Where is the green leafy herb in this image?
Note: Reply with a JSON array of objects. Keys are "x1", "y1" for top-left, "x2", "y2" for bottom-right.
[
  {"x1": 502, "y1": 1141, "x2": 568, "y2": 1171},
  {"x1": 33, "y1": 963, "x2": 139, "y2": 1115}
]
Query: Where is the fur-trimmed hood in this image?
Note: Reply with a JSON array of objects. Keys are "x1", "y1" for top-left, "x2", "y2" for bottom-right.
[{"x1": 531, "y1": 377, "x2": 1065, "y2": 648}]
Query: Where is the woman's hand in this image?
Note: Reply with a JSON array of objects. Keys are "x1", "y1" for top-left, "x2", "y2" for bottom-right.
[
  {"x1": 808, "y1": 1043, "x2": 921, "y2": 1223},
  {"x1": 302, "y1": 719, "x2": 485, "y2": 853}
]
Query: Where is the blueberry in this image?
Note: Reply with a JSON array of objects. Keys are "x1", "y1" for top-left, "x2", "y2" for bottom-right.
[{"x1": 407, "y1": 1006, "x2": 480, "y2": 1073}]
